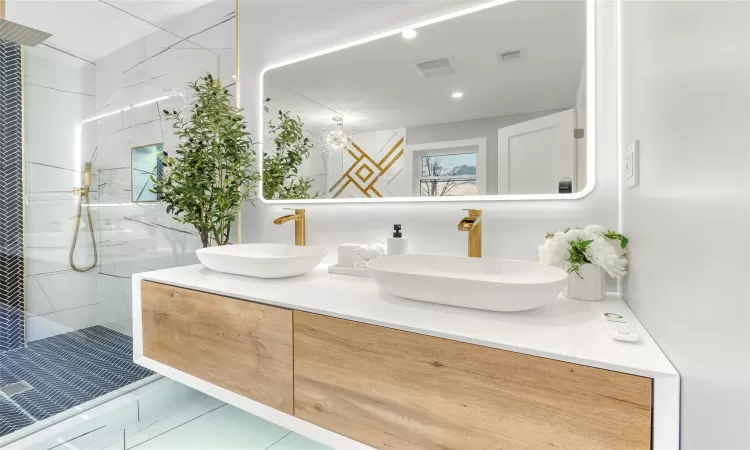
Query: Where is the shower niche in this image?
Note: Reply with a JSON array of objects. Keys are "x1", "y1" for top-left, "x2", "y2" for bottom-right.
[{"x1": 131, "y1": 143, "x2": 164, "y2": 203}]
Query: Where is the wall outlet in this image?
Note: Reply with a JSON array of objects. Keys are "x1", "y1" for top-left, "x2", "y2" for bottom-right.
[{"x1": 624, "y1": 140, "x2": 640, "y2": 188}]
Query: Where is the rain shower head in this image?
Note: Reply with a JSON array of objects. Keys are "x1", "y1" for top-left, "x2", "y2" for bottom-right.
[
  {"x1": 0, "y1": 0, "x2": 52, "y2": 47},
  {"x1": 0, "y1": 19, "x2": 52, "y2": 46}
]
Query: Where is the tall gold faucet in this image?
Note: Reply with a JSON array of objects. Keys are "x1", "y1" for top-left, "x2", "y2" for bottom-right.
[
  {"x1": 458, "y1": 209, "x2": 482, "y2": 258},
  {"x1": 273, "y1": 208, "x2": 306, "y2": 246}
]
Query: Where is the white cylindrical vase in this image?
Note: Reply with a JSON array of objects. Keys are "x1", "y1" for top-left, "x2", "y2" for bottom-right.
[{"x1": 564, "y1": 264, "x2": 606, "y2": 301}]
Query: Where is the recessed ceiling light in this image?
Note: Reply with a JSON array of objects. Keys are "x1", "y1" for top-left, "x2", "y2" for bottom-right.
[
  {"x1": 401, "y1": 29, "x2": 417, "y2": 39},
  {"x1": 451, "y1": 91, "x2": 464, "y2": 99}
]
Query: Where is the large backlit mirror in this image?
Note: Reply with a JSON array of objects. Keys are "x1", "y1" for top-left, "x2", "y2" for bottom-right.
[{"x1": 260, "y1": 0, "x2": 593, "y2": 202}]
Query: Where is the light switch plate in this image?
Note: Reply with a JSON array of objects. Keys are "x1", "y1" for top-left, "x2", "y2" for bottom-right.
[{"x1": 624, "y1": 140, "x2": 639, "y2": 188}]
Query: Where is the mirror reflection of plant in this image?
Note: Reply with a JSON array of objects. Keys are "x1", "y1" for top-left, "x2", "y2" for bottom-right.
[
  {"x1": 151, "y1": 74, "x2": 258, "y2": 248},
  {"x1": 263, "y1": 101, "x2": 319, "y2": 200}
]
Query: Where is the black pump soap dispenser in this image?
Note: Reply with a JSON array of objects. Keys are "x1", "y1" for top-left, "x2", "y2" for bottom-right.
[{"x1": 387, "y1": 224, "x2": 409, "y2": 256}]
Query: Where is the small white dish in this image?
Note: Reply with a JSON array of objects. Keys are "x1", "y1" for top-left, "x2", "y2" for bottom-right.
[
  {"x1": 328, "y1": 264, "x2": 370, "y2": 278},
  {"x1": 196, "y1": 243, "x2": 327, "y2": 279}
]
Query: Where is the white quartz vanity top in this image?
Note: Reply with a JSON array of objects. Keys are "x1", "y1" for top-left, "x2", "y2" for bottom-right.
[{"x1": 134, "y1": 264, "x2": 677, "y2": 379}]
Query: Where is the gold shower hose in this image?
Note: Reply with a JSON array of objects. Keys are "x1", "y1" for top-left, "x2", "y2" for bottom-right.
[{"x1": 70, "y1": 183, "x2": 98, "y2": 273}]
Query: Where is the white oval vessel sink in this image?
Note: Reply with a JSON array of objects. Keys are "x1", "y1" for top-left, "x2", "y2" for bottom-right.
[
  {"x1": 367, "y1": 254, "x2": 568, "y2": 312},
  {"x1": 197, "y1": 243, "x2": 327, "y2": 279}
]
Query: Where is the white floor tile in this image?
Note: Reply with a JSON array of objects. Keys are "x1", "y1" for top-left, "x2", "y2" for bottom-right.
[
  {"x1": 268, "y1": 433, "x2": 332, "y2": 450},
  {"x1": 125, "y1": 393, "x2": 222, "y2": 448},
  {"x1": 131, "y1": 404, "x2": 289, "y2": 450},
  {"x1": 130, "y1": 377, "x2": 209, "y2": 429}
]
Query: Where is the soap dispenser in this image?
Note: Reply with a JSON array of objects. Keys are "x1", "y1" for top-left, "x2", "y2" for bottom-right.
[{"x1": 387, "y1": 224, "x2": 409, "y2": 256}]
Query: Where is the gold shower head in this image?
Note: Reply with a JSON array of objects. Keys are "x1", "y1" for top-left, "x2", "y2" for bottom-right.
[{"x1": 0, "y1": 20, "x2": 51, "y2": 46}]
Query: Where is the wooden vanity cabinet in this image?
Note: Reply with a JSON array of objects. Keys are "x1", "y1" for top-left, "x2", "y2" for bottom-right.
[
  {"x1": 140, "y1": 281, "x2": 294, "y2": 414},
  {"x1": 140, "y1": 282, "x2": 653, "y2": 449},
  {"x1": 293, "y1": 311, "x2": 653, "y2": 450}
]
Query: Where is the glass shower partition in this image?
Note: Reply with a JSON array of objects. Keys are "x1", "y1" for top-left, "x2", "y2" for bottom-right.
[{"x1": 0, "y1": 0, "x2": 238, "y2": 445}]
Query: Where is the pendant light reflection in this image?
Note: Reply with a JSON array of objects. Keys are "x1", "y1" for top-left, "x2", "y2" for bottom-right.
[{"x1": 318, "y1": 116, "x2": 352, "y2": 156}]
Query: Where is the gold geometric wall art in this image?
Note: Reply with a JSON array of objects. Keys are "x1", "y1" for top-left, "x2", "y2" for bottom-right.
[{"x1": 329, "y1": 129, "x2": 405, "y2": 198}]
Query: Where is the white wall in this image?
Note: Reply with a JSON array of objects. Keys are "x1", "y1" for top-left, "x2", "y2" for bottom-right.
[
  {"x1": 620, "y1": 1, "x2": 750, "y2": 449},
  {"x1": 240, "y1": 0, "x2": 618, "y2": 266}
]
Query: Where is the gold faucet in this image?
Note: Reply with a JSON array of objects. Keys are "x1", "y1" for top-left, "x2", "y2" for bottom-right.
[
  {"x1": 458, "y1": 209, "x2": 482, "y2": 258},
  {"x1": 273, "y1": 208, "x2": 306, "y2": 246}
]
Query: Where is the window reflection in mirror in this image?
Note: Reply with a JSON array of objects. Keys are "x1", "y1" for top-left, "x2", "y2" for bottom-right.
[
  {"x1": 262, "y1": 0, "x2": 589, "y2": 201},
  {"x1": 420, "y1": 153, "x2": 477, "y2": 197},
  {"x1": 131, "y1": 143, "x2": 163, "y2": 203}
]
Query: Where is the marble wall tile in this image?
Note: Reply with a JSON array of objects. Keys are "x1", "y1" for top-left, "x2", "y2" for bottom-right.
[
  {"x1": 23, "y1": 51, "x2": 96, "y2": 172},
  {"x1": 26, "y1": 303, "x2": 99, "y2": 342},
  {"x1": 96, "y1": 274, "x2": 130, "y2": 326},
  {"x1": 23, "y1": 45, "x2": 95, "y2": 96},
  {"x1": 93, "y1": 111, "x2": 127, "y2": 137},
  {"x1": 35, "y1": 269, "x2": 99, "y2": 312},
  {"x1": 26, "y1": 246, "x2": 95, "y2": 278},
  {"x1": 119, "y1": 120, "x2": 164, "y2": 155},
  {"x1": 158, "y1": 1, "x2": 235, "y2": 43},
  {"x1": 25, "y1": 163, "x2": 96, "y2": 195},
  {"x1": 95, "y1": 31, "x2": 182, "y2": 107},
  {"x1": 122, "y1": 101, "x2": 161, "y2": 130},
  {"x1": 25, "y1": 199, "x2": 77, "y2": 233},
  {"x1": 25, "y1": 275, "x2": 55, "y2": 316}
]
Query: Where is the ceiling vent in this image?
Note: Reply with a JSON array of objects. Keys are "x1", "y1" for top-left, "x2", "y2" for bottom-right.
[
  {"x1": 414, "y1": 57, "x2": 455, "y2": 78},
  {"x1": 497, "y1": 50, "x2": 522, "y2": 62}
]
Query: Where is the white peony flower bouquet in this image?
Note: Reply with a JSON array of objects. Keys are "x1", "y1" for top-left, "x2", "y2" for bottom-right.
[{"x1": 539, "y1": 225, "x2": 629, "y2": 278}]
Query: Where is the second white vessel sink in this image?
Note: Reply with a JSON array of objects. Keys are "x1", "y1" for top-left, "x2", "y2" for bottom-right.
[
  {"x1": 367, "y1": 254, "x2": 568, "y2": 312},
  {"x1": 197, "y1": 243, "x2": 327, "y2": 279}
]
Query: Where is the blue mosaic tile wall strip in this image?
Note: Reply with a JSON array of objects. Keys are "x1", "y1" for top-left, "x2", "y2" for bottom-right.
[
  {"x1": 0, "y1": 39, "x2": 24, "y2": 352},
  {"x1": 0, "y1": 326, "x2": 153, "y2": 437}
]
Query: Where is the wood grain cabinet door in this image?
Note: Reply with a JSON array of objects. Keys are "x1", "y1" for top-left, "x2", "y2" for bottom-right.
[
  {"x1": 293, "y1": 311, "x2": 652, "y2": 450},
  {"x1": 141, "y1": 281, "x2": 294, "y2": 414}
]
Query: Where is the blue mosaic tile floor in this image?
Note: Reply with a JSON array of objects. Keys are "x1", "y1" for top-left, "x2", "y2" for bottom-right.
[{"x1": 0, "y1": 325, "x2": 153, "y2": 437}]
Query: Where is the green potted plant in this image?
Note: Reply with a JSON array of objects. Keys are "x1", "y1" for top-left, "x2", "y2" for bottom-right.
[
  {"x1": 263, "y1": 103, "x2": 319, "y2": 200},
  {"x1": 152, "y1": 74, "x2": 258, "y2": 247}
]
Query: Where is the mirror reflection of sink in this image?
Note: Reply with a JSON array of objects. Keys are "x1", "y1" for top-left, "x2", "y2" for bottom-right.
[
  {"x1": 367, "y1": 254, "x2": 568, "y2": 312},
  {"x1": 197, "y1": 243, "x2": 327, "y2": 279}
]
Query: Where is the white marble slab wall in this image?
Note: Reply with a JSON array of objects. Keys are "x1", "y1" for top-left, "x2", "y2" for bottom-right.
[
  {"x1": 23, "y1": 45, "x2": 100, "y2": 341},
  {"x1": 92, "y1": 2, "x2": 237, "y2": 335}
]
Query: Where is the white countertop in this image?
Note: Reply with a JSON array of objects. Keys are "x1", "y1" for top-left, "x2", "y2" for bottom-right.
[{"x1": 134, "y1": 263, "x2": 677, "y2": 379}]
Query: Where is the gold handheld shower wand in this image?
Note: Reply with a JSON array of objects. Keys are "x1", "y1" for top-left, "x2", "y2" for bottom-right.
[{"x1": 70, "y1": 162, "x2": 97, "y2": 272}]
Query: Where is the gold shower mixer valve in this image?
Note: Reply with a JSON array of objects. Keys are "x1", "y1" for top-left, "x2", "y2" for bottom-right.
[
  {"x1": 73, "y1": 186, "x2": 89, "y2": 196},
  {"x1": 74, "y1": 162, "x2": 92, "y2": 195}
]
